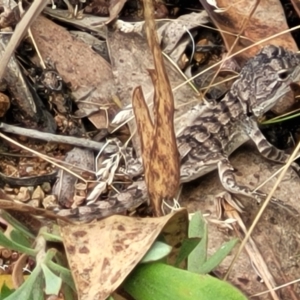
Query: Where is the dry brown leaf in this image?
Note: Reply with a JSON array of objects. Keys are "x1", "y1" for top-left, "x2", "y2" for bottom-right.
[
  {"x1": 12, "y1": 253, "x2": 28, "y2": 288},
  {"x1": 59, "y1": 208, "x2": 188, "y2": 300},
  {"x1": 105, "y1": 0, "x2": 127, "y2": 25},
  {"x1": 131, "y1": 0, "x2": 180, "y2": 216},
  {"x1": 200, "y1": 0, "x2": 298, "y2": 60},
  {"x1": 131, "y1": 86, "x2": 153, "y2": 175},
  {"x1": 31, "y1": 16, "x2": 118, "y2": 129}
]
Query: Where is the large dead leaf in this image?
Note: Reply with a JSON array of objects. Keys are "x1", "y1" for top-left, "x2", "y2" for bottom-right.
[
  {"x1": 31, "y1": 16, "x2": 118, "y2": 129},
  {"x1": 200, "y1": 0, "x2": 297, "y2": 60},
  {"x1": 130, "y1": 0, "x2": 180, "y2": 216},
  {"x1": 59, "y1": 208, "x2": 188, "y2": 300}
]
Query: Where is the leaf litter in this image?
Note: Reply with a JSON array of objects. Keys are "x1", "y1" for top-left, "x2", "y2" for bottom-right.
[{"x1": 0, "y1": 0, "x2": 298, "y2": 299}]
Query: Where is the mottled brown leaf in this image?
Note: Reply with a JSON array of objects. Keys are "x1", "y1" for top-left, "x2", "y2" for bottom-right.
[
  {"x1": 59, "y1": 209, "x2": 188, "y2": 299},
  {"x1": 132, "y1": 0, "x2": 180, "y2": 216},
  {"x1": 132, "y1": 86, "x2": 153, "y2": 186}
]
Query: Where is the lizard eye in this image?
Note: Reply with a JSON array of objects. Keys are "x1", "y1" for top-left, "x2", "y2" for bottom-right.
[{"x1": 277, "y1": 69, "x2": 292, "y2": 81}]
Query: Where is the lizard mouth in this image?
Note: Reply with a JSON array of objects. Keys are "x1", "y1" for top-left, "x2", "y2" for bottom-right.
[{"x1": 251, "y1": 83, "x2": 292, "y2": 118}]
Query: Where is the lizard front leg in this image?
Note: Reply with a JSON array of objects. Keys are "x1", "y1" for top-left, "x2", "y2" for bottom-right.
[
  {"x1": 243, "y1": 117, "x2": 299, "y2": 171},
  {"x1": 218, "y1": 157, "x2": 267, "y2": 202}
]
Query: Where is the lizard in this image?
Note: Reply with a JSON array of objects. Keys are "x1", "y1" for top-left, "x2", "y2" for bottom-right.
[
  {"x1": 56, "y1": 45, "x2": 300, "y2": 222},
  {"x1": 177, "y1": 45, "x2": 300, "y2": 201}
]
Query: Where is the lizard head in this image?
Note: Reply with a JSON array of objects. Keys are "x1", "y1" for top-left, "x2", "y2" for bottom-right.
[{"x1": 233, "y1": 45, "x2": 300, "y2": 118}]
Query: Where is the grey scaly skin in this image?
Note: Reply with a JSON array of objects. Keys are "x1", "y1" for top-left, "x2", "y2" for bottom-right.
[
  {"x1": 58, "y1": 45, "x2": 300, "y2": 221},
  {"x1": 178, "y1": 45, "x2": 300, "y2": 201}
]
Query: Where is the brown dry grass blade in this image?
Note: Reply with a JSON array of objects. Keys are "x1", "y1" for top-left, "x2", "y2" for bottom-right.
[{"x1": 132, "y1": 0, "x2": 180, "y2": 216}]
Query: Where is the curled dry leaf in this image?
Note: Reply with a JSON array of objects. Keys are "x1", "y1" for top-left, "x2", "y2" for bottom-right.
[
  {"x1": 59, "y1": 208, "x2": 188, "y2": 300},
  {"x1": 12, "y1": 253, "x2": 28, "y2": 288},
  {"x1": 113, "y1": 12, "x2": 209, "y2": 66}
]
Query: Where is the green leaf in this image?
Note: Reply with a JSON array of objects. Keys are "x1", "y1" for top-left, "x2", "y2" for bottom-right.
[
  {"x1": 123, "y1": 262, "x2": 247, "y2": 300},
  {"x1": 40, "y1": 231, "x2": 63, "y2": 243},
  {"x1": 10, "y1": 229, "x2": 32, "y2": 248},
  {"x1": 41, "y1": 263, "x2": 62, "y2": 295},
  {"x1": 5, "y1": 265, "x2": 42, "y2": 300},
  {"x1": 0, "y1": 282, "x2": 14, "y2": 299},
  {"x1": 39, "y1": 225, "x2": 62, "y2": 243},
  {"x1": 141, "y1": 241, "x2": 172, "y2": 263},
  {"x1": 61, "y1": 282, "x2": 77, "y2": 300},
  {"x1": 174, "y1": 237, "x2": 201, "y2": 267},
  {"x1": 30, "y1": 275, "x2": 44, "y2": 300},
  {"x1": 0, "y1": 231, "x2": 35, "y2": 256},
  {"x1": 188, "y1": 212, "x2": 208, "y2": 272},
  {"x1": 44, "y1": 249, "x2": 75, "y2": 291},
  {"x1": 0, "y1": 211, "x2": 35, "y2": 239},
  {"x1": 43, "y1": 248, "x2": 57, "y2": 263},
  {"x1": 47, "y1": 261, "x2": 76, "y2": 292},
  {"x1": 199, "y1": 239, "x2": 239, "y2": 274}
]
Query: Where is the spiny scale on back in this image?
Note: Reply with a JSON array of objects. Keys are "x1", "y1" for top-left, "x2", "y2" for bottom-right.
[{"x1": 178, "y1": 45, "x2": 300, "y2": 185}]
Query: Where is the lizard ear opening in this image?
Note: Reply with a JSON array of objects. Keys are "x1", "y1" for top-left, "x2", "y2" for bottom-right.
[{"x1": 277, "y1": 68, "x2": 292, "y2": 81}]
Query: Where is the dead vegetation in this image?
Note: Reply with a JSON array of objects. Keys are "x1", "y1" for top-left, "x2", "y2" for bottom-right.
[{"x1": 0, "y1": 0, "x2": 299, "y2": 299}]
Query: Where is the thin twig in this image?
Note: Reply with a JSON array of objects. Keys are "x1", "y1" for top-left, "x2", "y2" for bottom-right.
[{"x1": 0, "y1": 122, "x2": 117, "y2": 152}]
